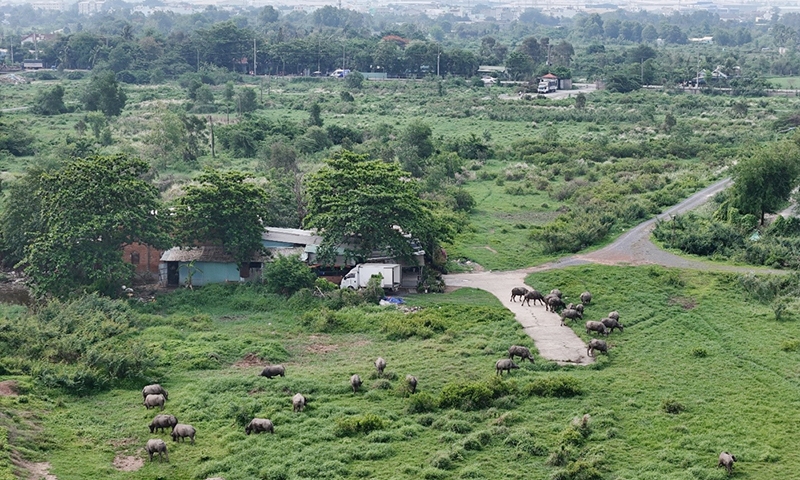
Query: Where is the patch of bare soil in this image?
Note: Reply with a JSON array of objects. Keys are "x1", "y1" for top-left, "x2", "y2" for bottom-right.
[
  {"x1": 305, "y1": 336, "x2": 370, "y2": 354},
  {"x1": 306, "y1": 343, "x2": 338, "y2": 354},
  {"x1": 16, "y1": 459, "x2": 57, "y2": 480},
  {"x1": 669, "y1": 296, "x2": 697, "y2": 310},
  {"x1": 0, "y1": 380, "x2": 19, "y2": 396},
  {"x1": 112, "y1": 454, "x2": 144, "y2": 472},
  {"x1": 219, "y1": 315, "x2": 246, "y2": 322},
  {"x1": 233, "y1": 353, "x2": 268, "y2": 368},
  {"x1": 108, "y1": 438, "x2": 137, "y2": 448}
]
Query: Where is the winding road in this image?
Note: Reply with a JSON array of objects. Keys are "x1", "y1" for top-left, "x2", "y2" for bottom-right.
[{"x1": 444, "y1": 177, "x2": 782, "y2": 365}]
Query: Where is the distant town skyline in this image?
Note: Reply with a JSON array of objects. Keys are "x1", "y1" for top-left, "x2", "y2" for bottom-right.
[{"x1": 6, "y1": 0, "x2": 800, "y2": 19}]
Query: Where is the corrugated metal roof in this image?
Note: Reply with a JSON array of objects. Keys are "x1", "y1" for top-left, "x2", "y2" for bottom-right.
[
  {"x1": 262, "y1": 227, "x2": 323, "y2": 246},
  {"x1": 160, "y1": 246, "x2": 265, "y2": 263}
]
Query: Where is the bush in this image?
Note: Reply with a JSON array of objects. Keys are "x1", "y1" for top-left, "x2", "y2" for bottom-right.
[
  {"x1": 662, "y1": 399, "x2": 685, "y2": 414},
  {"x1": 4, "y1": 294, "x2": 156, "y2": 393},
  {"x1": 551, "y1": 460, "x2": 603, "y2": 480},
  {"x1": 439, "y1": 381, "x2": 494, "y2": 411},
  {"x1": 264, "y1": 255, "x2": 316, "y2": 296},
  {"x1": 335, "y1": 414, "x2": 386, "y2": 436},
  {"x1": 691, "y1": 347, "x2": 708, "y2": 358},
  {"x1": 523, "y1": 376, "x2": 582, "y2": 397},
  {"x1": 406, "y1": 392, "x2": 437, "y2": 413},
  {"x1": 781, "y1": 339, "x2": 800, "y2": 352}
]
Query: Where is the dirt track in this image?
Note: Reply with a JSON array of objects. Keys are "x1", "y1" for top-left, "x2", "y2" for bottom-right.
[{"x1": 444, "y1": 177, "x2": 785, "y2": 365}]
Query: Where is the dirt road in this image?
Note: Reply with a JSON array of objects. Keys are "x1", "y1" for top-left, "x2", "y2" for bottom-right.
[{"x1": 444, "y1": 177, "x2": 782, "y2": 365}]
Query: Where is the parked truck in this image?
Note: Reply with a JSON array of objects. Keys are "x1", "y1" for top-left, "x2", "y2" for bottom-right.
[
  {"x1": 340, "y1": 263, "x2": 402, "y2": 290},
  {"x1": 537, "y1": 77, "x2": 558, "y2": 94}
]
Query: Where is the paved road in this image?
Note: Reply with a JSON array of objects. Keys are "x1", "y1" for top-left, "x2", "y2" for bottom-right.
[{"x1": 444, "y1": 177, "x2": 784, "y2": 365}]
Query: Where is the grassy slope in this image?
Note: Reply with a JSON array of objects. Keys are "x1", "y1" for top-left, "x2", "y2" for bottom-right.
[{"x1": 0, "y1": 266, "x2": 791, "y2": 479}]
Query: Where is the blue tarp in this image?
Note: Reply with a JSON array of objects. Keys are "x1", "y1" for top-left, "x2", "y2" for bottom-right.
[{"x1": 381, "y1": 296, "x2": 405, "y2": 304}]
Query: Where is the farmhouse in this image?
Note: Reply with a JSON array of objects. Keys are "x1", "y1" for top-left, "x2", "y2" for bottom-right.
[{"x1": 158, "y1": 227, "x2": 425, "y2": 289}]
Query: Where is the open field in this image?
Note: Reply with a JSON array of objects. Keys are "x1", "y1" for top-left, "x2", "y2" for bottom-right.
[
  {"x1": 7, "y1": 74, "x2": 800, "y2": 270},
  {"x1": 1, "y1": 265, "x2": 798, "y2": 479}
]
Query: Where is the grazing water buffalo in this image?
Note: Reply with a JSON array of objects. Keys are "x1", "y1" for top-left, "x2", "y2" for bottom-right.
[
  {"x1": 523, "y1": 290, "x2": 545, "y2": 306},
  {"x1": 146, "y1": 439, "x2": 168, "y2": 463},
  {"x1": 587, "y1": 339, "x2": 608, "y2": 357},
  {"x1": 260, "y1": 365, "x2": 285, "y2": 379},
  {"x1": 495, "y1": 359, "x2": 520, "y2": 375},
  {"x1": 718, "y1": 452, "x2": 736, "y2": 474},
  {"x1": 245, "y1": 418, "x2": 274, "y2": 435},
  {"x1": 510, "y1": 287, "x2": 529, "y2": 302},
  {"x1": 508, "y1": 345, "x2": 535, "y2": 363}
]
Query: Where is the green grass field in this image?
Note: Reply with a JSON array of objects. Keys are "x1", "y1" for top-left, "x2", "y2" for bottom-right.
[{"x1": 2, "y1": 265, "x2": 798, "y2": 479}]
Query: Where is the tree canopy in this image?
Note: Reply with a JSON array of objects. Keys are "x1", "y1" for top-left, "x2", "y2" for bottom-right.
[
  {"x1": 83, "y1": 70, "x2": 127, "y2": 117},
  {"x1": 304, "y1": 150, "x2": 447, "y2": 264},
  {"x1": 21, "y1": 154, "x2": 166, "y2": 298},
  {"x1": 731, "y1": 140, "x2": 800, "y2": 225},
  {"x1": 171, "y1": 169, "x2": 270, "y2": 267}
]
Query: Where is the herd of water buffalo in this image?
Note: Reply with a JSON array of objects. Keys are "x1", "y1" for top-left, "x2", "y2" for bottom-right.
[
  {"x1": 508, "y1": 286, "x2": 624, "y2": 362},
  {"x1": 136, "y1": 287, "x2": 737, "y2": 474}
]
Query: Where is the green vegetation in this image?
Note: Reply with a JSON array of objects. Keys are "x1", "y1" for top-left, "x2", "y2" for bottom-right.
[{"x1": 0, "y1": 266, "x2": 798, "y2": 478}]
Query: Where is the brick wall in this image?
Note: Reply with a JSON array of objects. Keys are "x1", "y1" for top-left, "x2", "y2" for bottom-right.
[{"x1": 122, "y1": 243, "x2": 163, "y2": 282}]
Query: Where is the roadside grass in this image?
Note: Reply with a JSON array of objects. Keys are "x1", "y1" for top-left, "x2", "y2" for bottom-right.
[{"x1": 1, "y1": 267, "x2": 798, "y2": 478}]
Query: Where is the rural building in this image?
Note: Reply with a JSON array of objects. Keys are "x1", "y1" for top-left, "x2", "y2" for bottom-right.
[
  {"x1": 159, "y1": 227, "x2": 426, "y2": 289},
  {"x1": 477, "y1": 65, "x2": 507, "y2": 77},
  {"x1": 20, "y1": 33, "x2": 57, "y2": 45},
  {"x1": 159, "y1": 246, "x2": 267, "y2": 288},
  {"x1": 22, "y1": 59, "x2": 44, "y2": 70},
  {"x1": 123, "y1": 243, "x2": 163, "y2": 283}
]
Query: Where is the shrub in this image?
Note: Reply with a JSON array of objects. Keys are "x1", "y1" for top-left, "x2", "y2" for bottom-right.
[
  {"x1": 406, "y1": 392, "x2": 437, "y2": 413},
  {"x1": 523, "y1": 376, "x2": 582, "y2": 397},
  {"x1": 662, "y1": 399, "x2": 686, "y2": 414},
  {"x1": 781, "y1": 339, "x2": 800, "y2": 352},
  {"x1": 691, "y1": 347, "x2": 708, "y2": 358},
  {"x1": 264, "y1": 255, "x2": 316, "y2": 296},
  {"x1": 439, "y1": 381, "x2": 494, "y2": 411},
  {"x1": 551, "y1": 460, "x2": 603, "y2": 480},
  {"x1": 335, "y1": 414, "x2": 386, "y2": 436}
]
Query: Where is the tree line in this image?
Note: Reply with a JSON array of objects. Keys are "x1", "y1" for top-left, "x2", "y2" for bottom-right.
[{"x1": 5, "y1": 3, "x2": 800, "y2": 82}]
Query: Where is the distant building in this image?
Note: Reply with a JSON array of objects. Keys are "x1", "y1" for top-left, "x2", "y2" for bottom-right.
[
  {"x1": 30, "y1": 1, "x2": 65, "y2": 11},
  {"x1": 22, "y1": 59, "x2": 44, "y2": 70},
  {"x1": 21, "y1": 33, "x2": 57, "y2": 45},
  {"x1": 689, "y1": 36, "x2": 714, "y2": 44},
  {"x1": 78, "y1": 1, "x2": 104, "y2": 15}
]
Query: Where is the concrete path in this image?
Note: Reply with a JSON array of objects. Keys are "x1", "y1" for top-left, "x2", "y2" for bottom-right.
[
  {"x1": 445, "y1": 267, "x2": 593, "y2": 365},
  {"x1": 444, "y1": 177, "x2": 787, "y2": 366}
]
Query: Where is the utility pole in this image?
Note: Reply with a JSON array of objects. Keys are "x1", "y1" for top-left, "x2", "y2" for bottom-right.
[
  {"x1": 33, "y1": 29, "x2": 38, "y2": 60},
  {"x1": 208, "y1": 115, "x2": 215, "y2": 158},
  {"x1": 253, "y1": 38, "x2": 257, "y2": 75},
  {"x1": 437, "y1": 44, "x2": 440, "y2": 77}
]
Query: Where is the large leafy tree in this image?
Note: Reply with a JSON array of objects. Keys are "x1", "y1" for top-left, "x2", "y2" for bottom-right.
[
  {"x1": 304, "y1": 150, "x2": 448, "y2": 264},
  {"x1": 172, "y1": 170, "x2": 270, "y2": 267},
  {"x1": 83, "y1": 70, "x2": 127, "y2": 117},
  {"x1": 33, "y1": 85, "x2": 67, "y2": 115},
  {"x1": 732, "y1": 141, "x2": 800, "y2": 225},
  {"x1": 22, "y1": 155, "x2": 166, "y2": 298}
]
